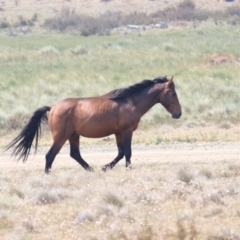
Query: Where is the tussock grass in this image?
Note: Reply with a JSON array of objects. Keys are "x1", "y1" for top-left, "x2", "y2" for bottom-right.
[
  {"x1": 76, "y1": 210, "x2": 95, "y2": 224},
  {"x1": 38, "y1": 46, "x2": 59, "y2": 56},
  {"x1": 21, "y1": 219, "x2": 35, "y2": 233},
  {"x1": 35, "y1": 189, "x2": 62, "y2": 205},
  {"x1": 71, "y1": 45, "x2": 88, "y2": 55},
  {"x1": 9, "y1": 187, "x2": 25, "y2": 199},
  {"x1": 203, "y1": 189, "x2": 225, "y2": 205},
  {"x1": 177, "y1": 167, "x2": 195, "y2": 184},
  {"x1": 0, "y1": 215, "x2": 14, "y2": 230},
  {"x1": 101, "y1": 191, "x2": 124, "y2": 208},
  {"x1": 219, "y1": 121, "x2": 232, "y2": 129}
]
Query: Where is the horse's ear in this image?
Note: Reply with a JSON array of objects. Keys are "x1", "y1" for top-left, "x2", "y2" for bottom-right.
[
  {"x1": 168, "y1": 76, "x2": 173, "y2": 85},
  {"x1": 168, "y1": 76, "x2": 174, "y2": 87}
]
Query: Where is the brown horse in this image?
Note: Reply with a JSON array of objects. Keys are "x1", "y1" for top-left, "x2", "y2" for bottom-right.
[{"x1": 6, "y1": 76, "x2": 181, "y2": 173}]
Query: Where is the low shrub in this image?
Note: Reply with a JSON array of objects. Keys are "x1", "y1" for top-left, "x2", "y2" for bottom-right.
[
  {"x1": 0, "y1": 112, "x2": 30, "y2": 131},
  {"x1": 43, "y1": 8, "x2": 79, "y2": 32},
  {"x1": 42, "y1": 1, "x2": 240, "y2": 36},
  {"x1": 71, "y1": 45, "x2": 88, "y2": 55},
  {"x1": 38, "y1": 46, "x2": 59, "y2": 56},
  {"x1": 0, "y1": 13, "x2": 37, "y2": 29},
  {"x1": 226, "y1": 5, "x2": 240, "y2": 16},
  {"x1": 35, "y1": 189, "x2": 62, "y2": 205},
  {"x1": 0, "y1": 20, "x2": 9, "y2": 29},
  {"x1": 122, "y1": 11, "x2": 153, "y2": 26},
  {"x1": 14, "y1": 16, "x2": 35, "y2": 27},
  {"x1": 44, "y1": 8, "x2": 120, "y2": 36},
  {"x1": 178, "y1": 0, "x2": 195, "y2": 10},
  {"x1": 152, "y1": 0, "x2": 208, "y2": 22}
]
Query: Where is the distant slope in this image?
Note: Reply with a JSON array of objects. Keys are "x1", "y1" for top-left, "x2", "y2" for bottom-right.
[{"x1": 0, "y1": 0, "x2": 237, "y2": 23}]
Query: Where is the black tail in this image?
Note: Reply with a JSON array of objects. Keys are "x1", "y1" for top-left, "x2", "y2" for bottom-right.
[{"x1": 5, "y1": 106, "x2": 51, "y2": 162}]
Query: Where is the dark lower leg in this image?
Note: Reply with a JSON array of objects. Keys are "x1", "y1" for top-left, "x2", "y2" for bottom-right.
[
  {"x1": 102, "y1": 134, "x2": 124, "y2": 171},
  {"x1": 124, "y1": 147, "x2": 132, "y2": 168},
  {"x1": 45, "y1": 143, "x2": 63, "y2": 174},
  {"x1": 123, "y1": 130, "x2": 132, "y2": 169},
  {"x1": 69, "y1": 133, "x2": 93, "y2": 171},
  {"x1": 102, "y1": 143, "x2": 124, "y2": 171}
]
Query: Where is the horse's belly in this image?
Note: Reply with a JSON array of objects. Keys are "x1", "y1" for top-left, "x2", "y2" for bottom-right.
[
  {"x1": 77, "y1": 127, "x2": 115, "y2": 138},
  {"x1": 75, "y1": 121, "x2": 116, "y2": 138}
]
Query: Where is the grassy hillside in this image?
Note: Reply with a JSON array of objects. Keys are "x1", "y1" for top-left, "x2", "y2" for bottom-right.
[
  {"x1": 0, "y1": 0, "x2": 240, "y2": 145},
  {"x1": 0, "y1": 23, "x2": 240, "y2": 144}
]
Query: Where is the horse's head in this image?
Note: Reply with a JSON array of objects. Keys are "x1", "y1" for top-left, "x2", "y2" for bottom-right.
[{"x1": 159, "y1": 76, "x2": 182, "y2": 119}]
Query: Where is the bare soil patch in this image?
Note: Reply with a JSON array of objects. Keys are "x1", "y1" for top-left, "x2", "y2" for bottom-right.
[
  {"x1": 209, "y1": 54, "x2": 240, "y2": 66},
  {"x1": 1, "y1": 141, "x2": 239, "y2": 172}
]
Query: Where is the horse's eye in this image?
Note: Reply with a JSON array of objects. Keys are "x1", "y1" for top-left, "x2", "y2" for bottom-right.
[{"x1": 172, "y1": 93, "x2": 176, "y2": 97}]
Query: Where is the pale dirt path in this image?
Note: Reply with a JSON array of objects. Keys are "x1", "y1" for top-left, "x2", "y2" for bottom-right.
[{"x1": 0, "y1": 142, "x2": 239, "y2": 172}]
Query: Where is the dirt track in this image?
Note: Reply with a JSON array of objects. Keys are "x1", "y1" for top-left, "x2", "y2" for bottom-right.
[{"x1": 1, "y1": 142, "x2": 239, "y2": 172}]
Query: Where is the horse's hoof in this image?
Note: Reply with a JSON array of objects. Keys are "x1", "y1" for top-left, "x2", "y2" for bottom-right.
[
  {"x1": 45, "y1": 168, "x2": 51, "y2": 174},
  {"x1": 87, "y1": 166, "x2": 94, "y2": 172},
  {"x1": 102, "y1": 165, "x2": 110, "y2": 172},
  {"x1": 126, "y1": 165, "x2": 132, "y2": 171}
]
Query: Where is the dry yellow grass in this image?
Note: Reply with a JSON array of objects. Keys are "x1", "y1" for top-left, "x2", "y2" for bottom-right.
[
  {"x1": 1, "y1": 124, "x2": 240, "y2": 148},
  {"x1": 1, "y1": 143, "x2": 240, "y2": 239}
]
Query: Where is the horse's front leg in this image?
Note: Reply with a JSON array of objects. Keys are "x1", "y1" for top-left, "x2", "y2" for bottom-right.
[
  {"x1": 122, "y1": 129, "x2": 133, "y2": 170},
  {"x1": 102, "y1": 134, "x2": 124, "y2": 171},
  {"x1": 102, "y1": 129, "x2": 133, "y2": 171}
]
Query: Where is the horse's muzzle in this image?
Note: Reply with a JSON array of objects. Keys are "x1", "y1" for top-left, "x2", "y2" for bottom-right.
[{"x1": 172, "y1": 111, "x2": 181, "y2": 119}]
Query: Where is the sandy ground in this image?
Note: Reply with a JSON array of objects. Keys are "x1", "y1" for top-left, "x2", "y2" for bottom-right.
[{"x1": 1, "y1": 141, "x2": 239, "y2": 172}]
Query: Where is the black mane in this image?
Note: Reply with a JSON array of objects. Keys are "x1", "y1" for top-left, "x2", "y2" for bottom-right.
[{"x1": 108, "y1": 76, "x2": 168, "y2": 100}]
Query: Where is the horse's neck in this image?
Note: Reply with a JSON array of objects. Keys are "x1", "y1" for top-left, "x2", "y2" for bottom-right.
[{"x1": 133, "y1": 85, "x2": 163, "y2": 116}]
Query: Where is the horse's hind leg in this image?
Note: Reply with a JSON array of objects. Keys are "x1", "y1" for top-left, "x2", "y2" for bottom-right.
[
  {"x1": 45, "y1": 140, "x2": 66, "y2": 174},
  {"x1": 102, "y1": 133, "x2": 124, "y2": 171},
  {"x1": 69, "y1": 132, "x2": 94, "y2": 171}
]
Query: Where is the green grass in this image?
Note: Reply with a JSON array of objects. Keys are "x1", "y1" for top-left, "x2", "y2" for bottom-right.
[{"x1": 0, "y1": 24, "x2": 240, "y2": 137}]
